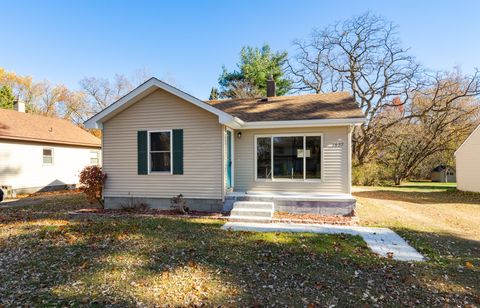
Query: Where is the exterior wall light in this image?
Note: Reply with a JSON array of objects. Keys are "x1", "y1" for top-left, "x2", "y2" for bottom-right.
[{"x1": 237, "y1": 131, "x2": 242, "y2": 139}]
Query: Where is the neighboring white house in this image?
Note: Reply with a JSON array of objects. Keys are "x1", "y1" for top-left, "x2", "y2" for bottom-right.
[
  {"x1": 0, "y1": 101, "x2": 101, "y2": 195},
  {"x1": 455, "y1": 124, "x2": 480, "y2": 192},
  {"x1": 85, "y1": 77, "x2": 365, "y2": 215}
]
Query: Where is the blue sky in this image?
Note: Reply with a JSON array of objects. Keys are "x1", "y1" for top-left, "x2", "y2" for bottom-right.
[{"x1": 1, "y1": 0, "x2": 479, "y2": 99}]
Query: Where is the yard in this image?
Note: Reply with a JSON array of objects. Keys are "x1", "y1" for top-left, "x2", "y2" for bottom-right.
[{"x1": 0, "y1": 186, "x2": 479, "y2": 306}]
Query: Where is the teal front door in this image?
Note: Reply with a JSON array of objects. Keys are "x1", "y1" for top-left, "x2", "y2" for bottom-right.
[{"x1": 226, "y1": 130, "x2": 233, "y2": 189}]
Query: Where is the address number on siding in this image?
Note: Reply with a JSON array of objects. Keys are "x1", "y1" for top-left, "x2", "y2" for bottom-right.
[{"x1": 332, "y1": 142, "x2": 344, "y2": 148}]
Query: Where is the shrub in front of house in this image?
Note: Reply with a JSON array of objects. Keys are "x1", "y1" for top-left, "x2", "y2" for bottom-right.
[{"x1": 79, "y1": 165, "x2": 107, "y2": 207}]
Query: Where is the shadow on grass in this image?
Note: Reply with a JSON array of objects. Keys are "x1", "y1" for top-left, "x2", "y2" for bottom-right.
[
  {"x1": 1, "y1": 215, "x2": 479, "y2": 306},
  {"x1": 354, "y1": 189, "x2": 480, "y2": 205}
]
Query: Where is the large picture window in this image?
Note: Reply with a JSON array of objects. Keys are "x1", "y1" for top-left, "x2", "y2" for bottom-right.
[
  {"x1": 149, "y1": 131, "x2": 171, "y2": 172},
  {"x1": 255, "y1": 135, "x2": 322, "y2": 181}
]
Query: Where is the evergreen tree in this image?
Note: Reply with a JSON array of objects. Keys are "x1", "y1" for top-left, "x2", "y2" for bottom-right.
[
  {"x1": 209, "y1": 87, "x2": 219, "y2": 100},
  {"x1": 217, "y1": 44, "x2": 291, "y2": 98},
  {"x1": 0, "y1": 85, "x2": 15, "y2": 109}
]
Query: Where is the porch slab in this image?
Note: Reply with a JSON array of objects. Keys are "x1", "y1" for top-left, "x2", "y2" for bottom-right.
[
  {"x1": 224, "y1": 191, "x2": 356, "y2": 215},
  {"x1": 221, "y1": 222, "x2": 425, "y2": 262}
]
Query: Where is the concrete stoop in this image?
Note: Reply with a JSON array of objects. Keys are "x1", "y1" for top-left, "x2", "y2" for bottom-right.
[{"x1": 229, "y1": 201, "x2": 274, "y2": 223}]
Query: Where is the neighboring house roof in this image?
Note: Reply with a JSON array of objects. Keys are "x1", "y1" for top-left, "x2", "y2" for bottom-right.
[
  {"x1": 206, "y1": 92, "x2": 364, "y2": 122},
  {"x1": 84, "y1": 77, "x2": 366, "y2": 129},
  {"x1": 0, "y1": 108, "x2": 101, "y2": 147},
  {"x1": 431, "y1": 165, "x2": 455, "y2": 173}
]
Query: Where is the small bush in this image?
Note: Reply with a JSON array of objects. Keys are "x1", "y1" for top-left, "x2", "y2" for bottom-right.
[
  {"x1": 79, "y1": 165, "x2": 107, "y2": 207},
  {"x1": 170, "y1": 194, "x2": 189, "y2": 214},
  {"x1": 352, "y1": 162, "x2": 392, "y2": 186},
  {"x1": 119, "y1": 197, "x2": 148, "y2": 212}
]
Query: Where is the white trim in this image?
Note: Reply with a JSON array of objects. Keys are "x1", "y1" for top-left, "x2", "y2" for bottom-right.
[
  {"x1": 347, "y1": 125, "x2": 353, "y2": 194},
  {"x1": 226, "y1": 128, "x2": 235, "y2": 190},
  {"x1": 147, "y1": 130, "x2": 173, "y2": 174},
  {"x1": 242, "y1": 118, "x2": 365, "y2": 129},
  {"x1": 89, "y1": 149, "x2": 100, "y2": 165},
  {"x1": 254, "y1": 133, "x2": 324, "y2": 182},
  {"x1": 455, "y1": 123, "x2": 480, "y2": 156},
  {"x1": 84, "y1": 78, "x2": 236, "y2": 129}
]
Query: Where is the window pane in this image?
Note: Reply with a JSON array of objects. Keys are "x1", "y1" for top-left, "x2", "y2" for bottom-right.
[
  {"x1": 273, "y1": 136, "x2": 303, "y2": 179},
  {"x1": 306, "y1": 136, "x2": 321, "y2": 179},
  {"x1": 43, "y1": 149, "x2": 53, "y2": 164},
  {"x1": 150, "y1": 152, "x2": 171, "y2": 172},
  {"x1": 43, "y1": 156, "x2": 53, "y2": 164},
  {"x1": 150, "y1": 132, "x2": 170, "y2": 151},
  {"x1": 256, "y1": 137, "x2": 271, "y2": 179},
  {"x1": 90, "y1": 151, "x2": 99, "y2": 164}
]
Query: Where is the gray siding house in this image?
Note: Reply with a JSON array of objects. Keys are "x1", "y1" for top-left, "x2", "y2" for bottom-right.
[{"x1": 85, "y1": 78, "x2": 365, "y2": 215}]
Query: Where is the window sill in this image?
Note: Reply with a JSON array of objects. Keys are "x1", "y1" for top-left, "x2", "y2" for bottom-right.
[{"x1": 148, "y1": 171, "x2": 173, "y2": 175}]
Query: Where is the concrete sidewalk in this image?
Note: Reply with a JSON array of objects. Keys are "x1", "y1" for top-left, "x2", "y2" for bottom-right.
[{"x1": 222, "y1": 222, "x2": 425, "y2": 262}]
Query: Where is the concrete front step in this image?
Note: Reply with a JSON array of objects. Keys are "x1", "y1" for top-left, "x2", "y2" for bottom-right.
[
  {"x1": 229, "y1": 201, "x2": 274, "y2": 222},
  {"x1": 228, "y1": 215, "x2": 272, "y2": 223},
  {"x1": 231, "y1": 208, "x2": 273, "y2": 218},
  {"x1": 232, "y1": 201, "x2": 274, "y2": 210}
]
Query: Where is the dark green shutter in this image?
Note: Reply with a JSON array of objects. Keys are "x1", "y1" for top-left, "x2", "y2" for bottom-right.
[
  {"x1": 172, "y1": 129, "x2": 183, "y2": 174},
  {"x1": 137, "y1": 131, "x2": 148, "y2": 175}
]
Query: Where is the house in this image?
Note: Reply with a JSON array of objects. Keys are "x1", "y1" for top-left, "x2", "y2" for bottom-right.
[
  {"x1": 85, "y1": 77, "x2": 365, "y2": 215},
  {"x1": 430, "y1": 165, "x2": 456, "y2": 183},
  {"x1": 0, "y1": 101, "x2": 101, "y2": 196},
  {"x1": 455, "y1": 124, "x2": 480, "y2": 192}
]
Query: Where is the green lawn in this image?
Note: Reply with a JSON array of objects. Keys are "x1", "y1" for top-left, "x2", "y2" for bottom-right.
[{"x1": 0, "y1": 191, "x2": 479, "y2": 306}]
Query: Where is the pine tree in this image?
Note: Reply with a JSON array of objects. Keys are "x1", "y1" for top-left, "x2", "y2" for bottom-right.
[
  {"x1": 209, "y1": 87, "x2": 219, "y2": 100},
  {"x1": 0, "y1": 85, "x2": 15, "y2": 109},
  {"x1": 217, "y1": 44, "x2": 291, "y2": 99}
]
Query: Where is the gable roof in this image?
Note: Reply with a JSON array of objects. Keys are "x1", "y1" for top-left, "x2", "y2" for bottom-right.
[
  {"x1": 455, "y1": 123, "x2": 480, "y2": 156},
  {"x1": 84, "y1": 77, "x2": 366, "y2": 129},
  {"x1": 206, "y1": 92, "x2": 364, "y2": 122},
  {"x1": 84, "y1": 78, "x2": 240, "y2": 129},
  {"x1": 0, "y1": 109, "x2": 101, "y2": 147}
]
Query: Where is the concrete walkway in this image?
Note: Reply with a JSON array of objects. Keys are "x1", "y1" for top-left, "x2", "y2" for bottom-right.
[{"x1": 222, "y1": 222, "x2": 425, "y2": 262}]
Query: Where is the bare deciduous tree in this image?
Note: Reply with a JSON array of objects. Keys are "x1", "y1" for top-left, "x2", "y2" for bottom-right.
[
  {"x1": 288, "y1": 12, "x2": 420, "y2": 164},
  {"x1": 377, "y1": 70, "x2": 480, "y2": 184}
]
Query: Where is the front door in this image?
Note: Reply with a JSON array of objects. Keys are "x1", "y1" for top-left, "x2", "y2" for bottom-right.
[{"x1": 226, "y1": 129, "x2": 233, "y2": 189}]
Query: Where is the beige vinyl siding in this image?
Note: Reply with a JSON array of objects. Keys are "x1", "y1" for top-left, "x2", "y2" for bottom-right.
[
  {"x1": 233, "y1": 126, "x2": 350, "y2": 194},
  {"x1": 456, "y1": 126, "x2": 480, "y2": 192},
  {"x1": 102, "y1": 88, "x2": 223, "y2": 200}
]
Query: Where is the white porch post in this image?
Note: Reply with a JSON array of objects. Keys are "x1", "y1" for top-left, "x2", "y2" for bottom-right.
[{"x1": 347, "y1": 125, "x2": 353, "y2": 194}]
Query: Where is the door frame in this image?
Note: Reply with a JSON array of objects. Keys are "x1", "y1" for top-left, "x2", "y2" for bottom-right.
[{"x1": 226, "y1": 127, "x2": 234, "y2": 190}]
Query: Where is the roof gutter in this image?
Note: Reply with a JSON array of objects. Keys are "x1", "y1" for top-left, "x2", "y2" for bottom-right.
[{"x1": 236, "y1": 117, "x2": 366, "y2": 129}]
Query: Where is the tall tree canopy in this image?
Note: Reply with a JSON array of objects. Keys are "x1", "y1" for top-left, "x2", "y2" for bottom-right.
[
  {"x1": 218, "y1": 44, "x2": 291, "y2": 98},
  {"x1": 288, "y1": 12, "x2": 420, "y2": 165}
]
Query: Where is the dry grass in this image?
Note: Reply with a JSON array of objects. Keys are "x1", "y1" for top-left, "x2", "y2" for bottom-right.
[
  {"x1": 0, "y1": 190, "x2": 479, "y2": 306},
  {"x1": 355, "y1": 182, "x2": 480, "y2": 304}
]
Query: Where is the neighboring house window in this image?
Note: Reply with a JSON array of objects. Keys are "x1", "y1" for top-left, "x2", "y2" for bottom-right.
[
  {"x1": 90, "y1": 150, "x2": 100, "y2": 165},
  {"x1": 43, "y1": 148, "x2": 53, "y2": 165},
  {"x1": 255, "y1": 135, "x2": 322, "y2": 180},
  {"x1": 149, "y1": 131, "x2": 172, "y2": 173}
]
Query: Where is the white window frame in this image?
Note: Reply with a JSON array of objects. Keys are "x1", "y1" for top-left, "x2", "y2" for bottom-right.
[
  {"x1": 147, "y1": 130, "x2": 173, "y2": 174},
  {"x1": 42, "y1": 147, "x2": 54, "y2": 166},
  {"x1": 226, "y1": 127, "x2": 235, "y2": 189},
  {"x1": 254, "y1": 133, "x2": 324, "y2": 182},
  {"x1": 89, "y1": 150, "x2": 100, "y2": 165}
]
